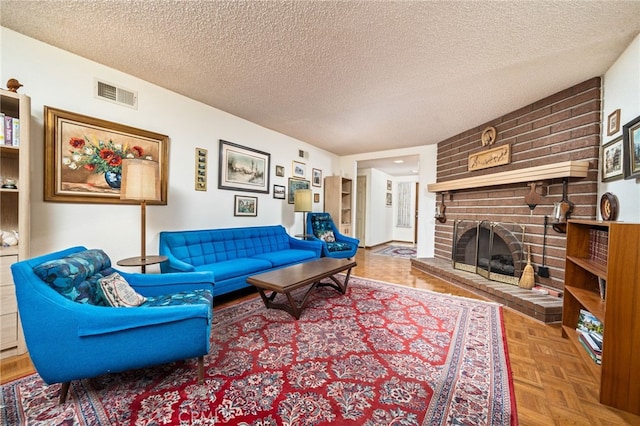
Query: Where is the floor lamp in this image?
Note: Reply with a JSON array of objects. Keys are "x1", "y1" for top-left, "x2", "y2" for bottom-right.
[
  {"x1": 120, "y1": 158, "x2": 161, "y2": 272},
  {"x1": 294, "y1": 189, "x2": 313, "y2": 237}
]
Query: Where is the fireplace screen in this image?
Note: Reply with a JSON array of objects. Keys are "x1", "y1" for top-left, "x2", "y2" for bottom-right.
[{"x1": 452, "y1": 220, "x2": 525, "y2": 286}]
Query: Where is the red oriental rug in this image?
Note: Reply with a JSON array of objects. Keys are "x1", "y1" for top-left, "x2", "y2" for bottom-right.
[{"x1": 1, "y1": 276, "x2": 517, "y2": 425}]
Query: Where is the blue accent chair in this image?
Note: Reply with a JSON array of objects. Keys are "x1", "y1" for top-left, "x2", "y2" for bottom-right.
[
  {"x1": 10, "y1": 246, "x2": 214, "y2": 403},
  {"x1": 306, "y1": 212, "x2": 359, "y2": 259}
]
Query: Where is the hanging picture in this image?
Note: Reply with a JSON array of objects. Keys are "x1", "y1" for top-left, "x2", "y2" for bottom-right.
[
  {"x1": 218, "y1": 140, "x2": 270, "y2": 193},
  {"x1": 312, "y1": 168, "x2": 322, "y2": 187},
  {"x1": 43, "y1": 106, "x2": 169, "y2": 204},
  {"x1": 601, "y1": 137, "x2": 623, "y2": 182},
  {"x1": 288, "y1": 178, "x2": 310, "y2": 204},
  {"x1": 623, "y1": 115, "x2": 640, "y2": 179},
  {"x1": 273, "y1": 184, "x2": 286, "y2": 199},
  {"x1": 293, "y1": 161, "x2": 306, "y2": 178},
  {"x1": 195, "y1": 147, "x2": 207, "y2": 191},
  {"x1": 234, "y1": 195, "x2": 258, "y2": 216}
]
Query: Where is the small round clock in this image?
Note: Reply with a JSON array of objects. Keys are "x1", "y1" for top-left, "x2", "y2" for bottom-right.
[{"x1": 600, "y1": 192, "x2": 619, "y2": 221}]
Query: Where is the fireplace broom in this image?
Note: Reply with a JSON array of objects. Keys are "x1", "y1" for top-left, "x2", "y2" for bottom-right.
[{"x1": 519, "y1": 245, "x2": 535, "y2": 289}]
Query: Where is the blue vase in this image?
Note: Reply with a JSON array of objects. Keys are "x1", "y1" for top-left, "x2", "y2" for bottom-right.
[{"x1": 104, "y1": 171, "x2": 122, "y2": 189}]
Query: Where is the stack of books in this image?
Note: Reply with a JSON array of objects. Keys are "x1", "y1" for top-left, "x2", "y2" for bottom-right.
[
  {"x1": 1, "y1": 112, "x2": 20, "y2": 146},
  {"x1": 577, "y1": 309, "x2": 603, "y2": 365},
  {"x1": 588, "y1": 229, "x2": 608, "y2": 266}
]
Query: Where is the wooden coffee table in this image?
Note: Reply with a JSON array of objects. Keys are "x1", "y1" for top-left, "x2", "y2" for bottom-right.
[{"x1": 247, "y1": 257, "x2": 357, "y2": 319}]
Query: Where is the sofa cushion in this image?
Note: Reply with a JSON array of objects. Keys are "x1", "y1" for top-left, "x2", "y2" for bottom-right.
[
  {"x1": 326, "y1": 241, "x2": 354, "y2": 252},
  {"x1": 252, "y1": 249, "x2": 318, "y2": 267},
  {"x1": 32, "y1": 249, "x2": 114, "y2": 305},
  {"x1": 98, "y1": 272, "x2": 147, "y2": 307},
  {"x1": 142, "y1": 289, "x2": 213, "y2": 307},
  {"x1": 194, "y1": 258, "x2": 273, "y2": 281}
]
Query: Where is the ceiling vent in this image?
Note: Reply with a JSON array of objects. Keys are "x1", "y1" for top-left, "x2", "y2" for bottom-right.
[{"x1": 94, "y1": 79, "x2": 138, "y2": 109}]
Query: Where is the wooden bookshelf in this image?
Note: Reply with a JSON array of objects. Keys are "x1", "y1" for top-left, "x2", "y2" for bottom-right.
[{"x1": 562, "y1": 220, "x2": 640, "y2": 414}]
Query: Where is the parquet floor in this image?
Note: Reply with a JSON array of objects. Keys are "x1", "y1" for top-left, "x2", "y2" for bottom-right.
[{"x1": 2, "y1": 245, "x2": 640, "y2": 425}]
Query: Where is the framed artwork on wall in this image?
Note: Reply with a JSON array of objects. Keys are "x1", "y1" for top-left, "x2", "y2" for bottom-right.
[
  {"x1": 601, "y1": 136, "x2": 623, "y2": 182},
  {"x1": 607, "y1": 109, "x2": 621, "y2": 136},
  {"x1": 273, "y1": 184, "x2": 285, "y2": 199},
  {"x1": 293, "y1": 161, "x2": 306, "y2": 178},
  {"x1": 623, "y1": 114, "x2": 640, "y2": 179},
  {"x1": 314, "y1": 193, "x2": 320, "y2": 203},
  {"x1": 275, "y1": 165, "x2": 285, "y2": 177},
  {"x1": 312, "y1": 168, "x2": 322, "y2": 187},
  {"x1": 43, "y1": 106, "x2": 169, "y2": 204},
  {"x1": 218, "y1": 140, "x2": 270, "y2": 193},
  {"x1": 195, "y1": 147, "x2": 207, "y2": 191},
  {"x1": 288, "y1": 178, "x2": 309, "y2": 204},
  {"x1": 234, "y1": 195, "x2": 258, "y2": 216}
]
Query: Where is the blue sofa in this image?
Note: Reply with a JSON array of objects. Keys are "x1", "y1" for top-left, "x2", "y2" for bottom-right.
[
  {"x1": 159, "y1": 225, "x2": 322, "y2": 296},
  {"x1": 10, "y1": 246, "x2": 214, "y2": 402}
]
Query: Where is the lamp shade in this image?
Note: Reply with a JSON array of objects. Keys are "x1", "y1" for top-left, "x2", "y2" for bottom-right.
[
  {"x1": 294, "y1": 189, "x2": 312, "y2": 212},
  {"x1": 120, "y1": 159, "x2": 161, "y2": 202}
]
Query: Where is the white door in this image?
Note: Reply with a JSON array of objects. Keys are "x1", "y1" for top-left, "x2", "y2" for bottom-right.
[{"x1": 356, "y1": 176, "x2": 366, "y2": 247}]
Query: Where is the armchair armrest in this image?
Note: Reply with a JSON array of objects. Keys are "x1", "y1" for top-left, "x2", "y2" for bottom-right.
[
  {"x1": 335, "y1": 233, "x2": 360, "y2": 246},
  {"x1": 76, "y1": 302, "x2": 211, "y2": 337},
  {"x1": 289, "y1": 236, "x2": 323, "y2": 257},
  {"x1": 119, "y1": 270, "x2": 215, "y2": 297}
]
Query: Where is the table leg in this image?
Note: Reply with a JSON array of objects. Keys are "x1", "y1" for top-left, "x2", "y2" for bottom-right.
[{"x1": 318, "y1": 267, "x2": 353, "y2": 294}]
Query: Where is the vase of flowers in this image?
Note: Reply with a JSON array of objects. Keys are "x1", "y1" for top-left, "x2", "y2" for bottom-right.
[{"x1": 63, "y1": 136, "x2": 152, "y2": 189}]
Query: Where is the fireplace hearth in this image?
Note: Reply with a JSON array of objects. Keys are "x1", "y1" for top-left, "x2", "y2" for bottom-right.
[{"x1": 453, "y1": 220, "x2": 524, "y2": 286}]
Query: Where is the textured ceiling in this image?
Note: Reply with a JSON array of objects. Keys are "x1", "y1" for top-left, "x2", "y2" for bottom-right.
[{"x1": 2, "y1": 1, "x2": 640, "y2": 162}]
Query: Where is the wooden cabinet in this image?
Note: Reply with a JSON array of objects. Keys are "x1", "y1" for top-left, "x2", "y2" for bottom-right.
[
  {"x1": 561, "y1": 219, "x2": 640, "y2": 414},
  {"x1": 0, "y1": 89, "x2": 30, "y2": 359},
  {"x1": 324, "y1": 176, "x2": 353, "y2": 235}
]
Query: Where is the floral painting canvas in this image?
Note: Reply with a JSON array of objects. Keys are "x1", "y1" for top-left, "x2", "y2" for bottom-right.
[{"x1": 44, "y1": 107, "x2": 169, "y2": 204}]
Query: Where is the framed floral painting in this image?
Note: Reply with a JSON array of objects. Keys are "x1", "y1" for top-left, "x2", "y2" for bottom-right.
[{"x1": 44, "y1": 106, "x2": 169, "y2": 204}]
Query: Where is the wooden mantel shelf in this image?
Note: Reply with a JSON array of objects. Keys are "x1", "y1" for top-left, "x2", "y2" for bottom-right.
[{"x1": 427, "y1": 160, "x2": 590, "y2": 193}]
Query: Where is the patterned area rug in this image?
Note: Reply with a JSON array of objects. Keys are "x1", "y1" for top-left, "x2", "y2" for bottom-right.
[
  {"x1": 372, "y1": 245, "x2": 417, "y2": 258},
  {"x1": 1, "y1": 276, "x2": 517, "y2": 425}
]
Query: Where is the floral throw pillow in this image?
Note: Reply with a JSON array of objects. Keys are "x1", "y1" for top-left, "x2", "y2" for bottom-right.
[
  {"x1": 318, "y1": 230, "x2": 336, "y2": 243},
  {"x1": 98, "y1": 272, "x2": 146, "y2": 307}
]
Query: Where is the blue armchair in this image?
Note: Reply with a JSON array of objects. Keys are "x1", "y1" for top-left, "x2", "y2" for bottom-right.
[
  {"x1": 306, "y1": 212, "x2": 360, "y2": 259},
  {"x1": 10, "y1": 246, "x2": 214, "y2": 403}
]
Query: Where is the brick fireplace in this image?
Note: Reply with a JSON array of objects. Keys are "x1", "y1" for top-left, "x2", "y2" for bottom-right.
[{"x1": 412, "y1": 78, "x2": 601, "y2": 323}]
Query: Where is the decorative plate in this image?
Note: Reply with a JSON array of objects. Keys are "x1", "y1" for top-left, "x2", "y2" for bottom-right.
[{"x1": 600, "y1": 192, "x2": 619, "y2": 221}]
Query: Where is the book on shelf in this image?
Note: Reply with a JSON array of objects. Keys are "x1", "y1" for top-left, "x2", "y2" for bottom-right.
[
  {"x1": 578, "y1": 329, "x2": 602, "y2": 354},
  {"x1": 588, "y1": 228, "x2": 608, "y2": 265},
  {"x1": 0, "y1": 112, "x2": 4, "y2": 145},
  {"x1": 4, "y1": 115, "x2": 12, "y2": 146},
  {"x1": 577, "y1": 309, "x2": 603, "y2": 338},
  {"x1": 11, "y1": 117, "x2": 19, "y2": 146},
  {"x1": 578, "y1": 331, "x2": 602, "y2": 364},
  {"x1": 598, "y1": 277, "x2": 606, "y2": 301}
]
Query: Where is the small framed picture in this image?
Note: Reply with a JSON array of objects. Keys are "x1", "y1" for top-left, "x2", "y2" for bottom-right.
[
  {"x1": 275, "y1": 165, "x2": 285, "y2": 177},
  {"x1": 607, "y1": 109, "x2": 621, "y2": 136},
  {"x1": 273, "y1": 184, "x2": 285, "y2": 199},
  {"x1": 293, "y1": 161, "x2": 306, "y2": 178},
  {"x1": 312, "y1": 168, "x2": 322, "y2": 187},
  {"x1": 314, "y1": 193, "x2": 320, "y2": 203},
  {"x1": 386, "y1": 192, "x2": 392, "y2": 206},
  {"x1": 623, "y1": 114, "x2": 640, "y2": 179},
  {"x1": 288, "y1": 178, "x2": 309, "y2": 204},
  {"x1": 601, "y1": 136, "x2": 623, "y2": 182},
  {"x1": 386, "y1": 180, "x2": 392, "y2": 191},
  {"x1": 234, "y1": 195, "x2": 257, "y2": 216}
]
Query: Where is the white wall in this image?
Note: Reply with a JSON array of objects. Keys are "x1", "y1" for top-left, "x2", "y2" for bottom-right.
[
  {"x1": 340, "y1": 145, "x2": 437, "y2": 257},
  {"x1": 600, "y1": 33, "x2": 640, "y2": 222},
  {"x1": 1, "y1": 28, "x2": 338, "y2": 269}
]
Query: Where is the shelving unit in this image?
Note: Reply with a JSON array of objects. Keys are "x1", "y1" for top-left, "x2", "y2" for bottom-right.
[
  {"x1": 324, "y1": 176, "x2": 353, "y2": 235},
  {"x1": 0, "y1": 89, "x2": 30, "y2": 359},
  {"x1": 562, "y1": 219, "x2": 640, "y2": 414}
]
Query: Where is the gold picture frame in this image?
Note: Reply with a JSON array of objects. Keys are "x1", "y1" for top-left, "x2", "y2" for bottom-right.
[
  {"x1": 44, "y1": 106, "x2": 169, "y2": 204},
  {"x1": 607, "y1": 109, "x2": 621, "y2": 136}
]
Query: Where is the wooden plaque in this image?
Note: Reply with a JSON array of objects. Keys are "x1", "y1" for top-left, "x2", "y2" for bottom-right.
[{"x1": 468, "y1": 144, "x2": 511, "y2": 171}]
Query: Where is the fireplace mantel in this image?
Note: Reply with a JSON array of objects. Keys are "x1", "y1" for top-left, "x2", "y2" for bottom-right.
[{"x1": 427, "y1": 160, "x2": 590, "y2": 193}]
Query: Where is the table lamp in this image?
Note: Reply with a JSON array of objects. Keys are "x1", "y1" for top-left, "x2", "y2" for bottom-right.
[
  {"x1": 294, "y1": 189, "x2": 313, "y2": 236},
  {"x1": 120, "y1": 158, "x2": 160, "y2": 271}
]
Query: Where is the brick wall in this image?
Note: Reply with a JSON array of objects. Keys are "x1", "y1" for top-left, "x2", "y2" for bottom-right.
[{"x1": 433, "y1": 78, "x2": 601, "y2": 291}]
